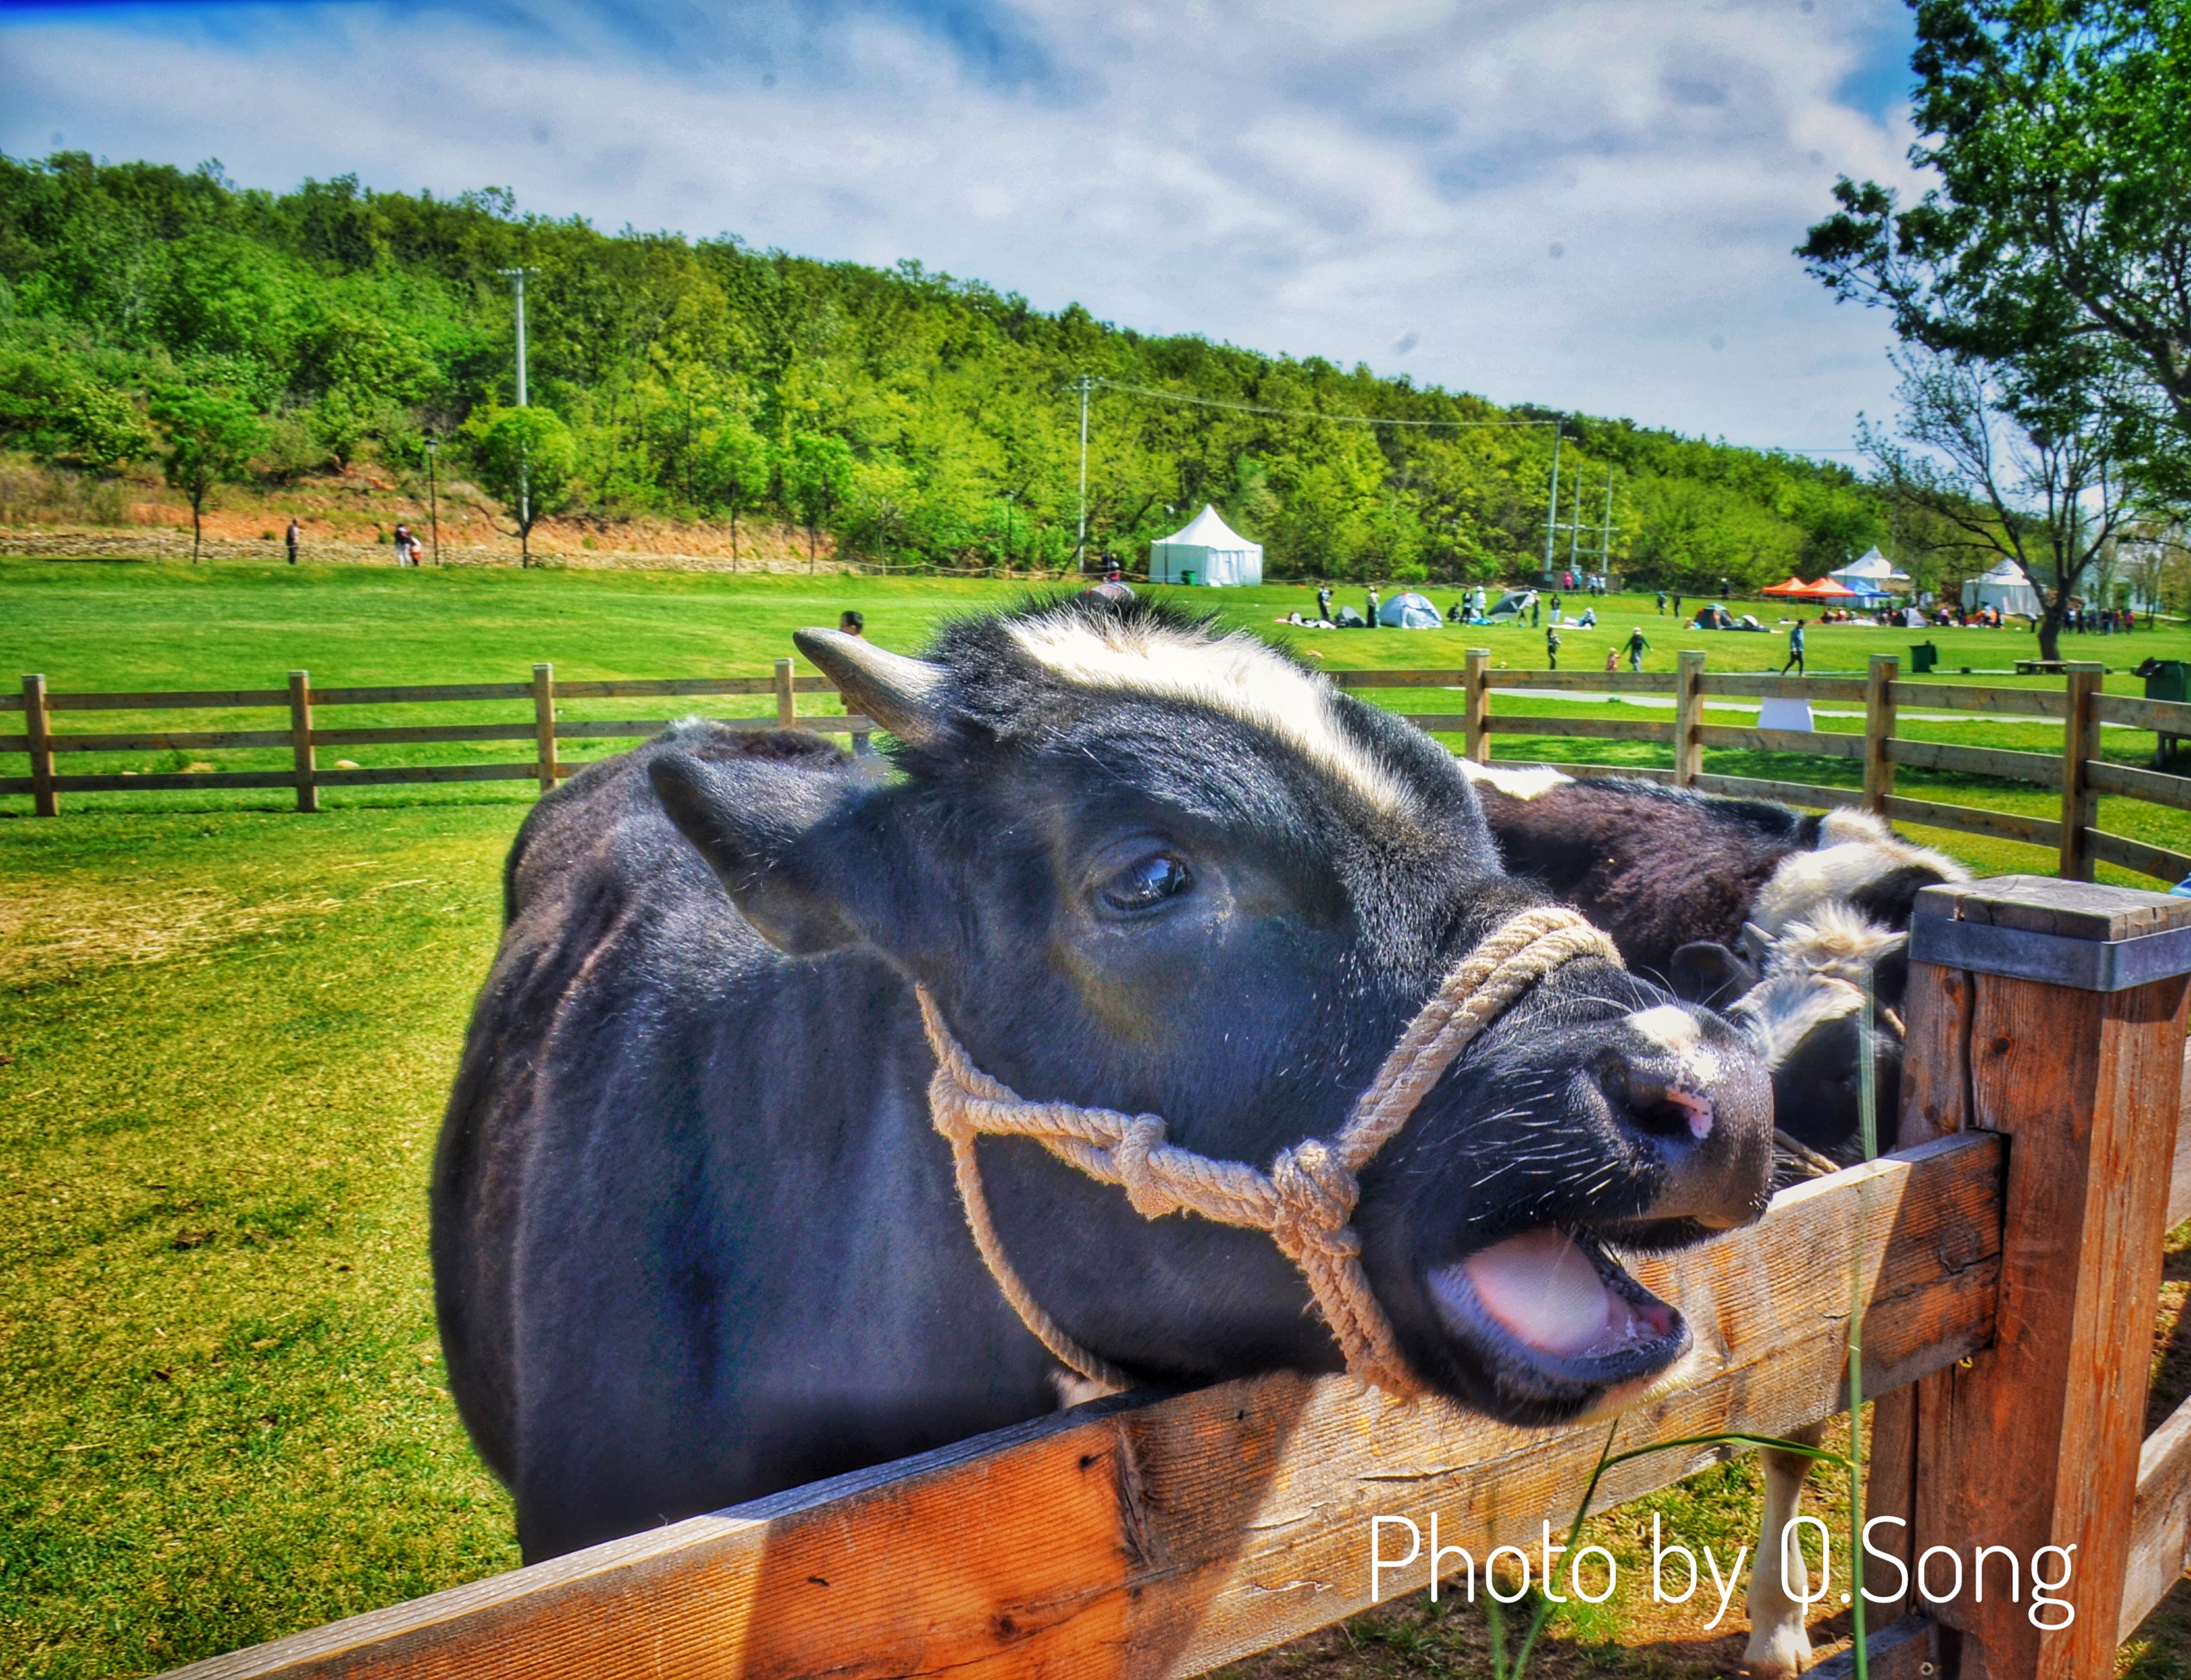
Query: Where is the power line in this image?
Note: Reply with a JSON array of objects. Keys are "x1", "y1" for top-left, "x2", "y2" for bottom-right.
[{"x1": 1083, "y1": 377, "x2": 1557, "y2": 432}]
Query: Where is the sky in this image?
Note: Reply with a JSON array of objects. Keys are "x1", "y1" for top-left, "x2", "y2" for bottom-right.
[{"x1": 0, "y1": 0, "x2": 1929, "y2": 454}]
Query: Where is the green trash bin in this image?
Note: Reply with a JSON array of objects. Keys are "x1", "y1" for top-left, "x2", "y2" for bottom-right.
[
  {"x1": 1910, "y1": 640, "x2": 1939, "y2": 675},
  {"x1": 2146, "y1": 661, "x2": 2191, "y2": 703}
]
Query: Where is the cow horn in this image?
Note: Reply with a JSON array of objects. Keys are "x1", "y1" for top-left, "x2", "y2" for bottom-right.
[{"x1": 791, "y1": 629, "x2": 958, "y2": 747}]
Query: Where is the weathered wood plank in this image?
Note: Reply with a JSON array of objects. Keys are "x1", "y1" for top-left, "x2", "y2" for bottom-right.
[
  {"x1": 1690, "y1": 773, "x2": 1862, "y2": 810},
  {"x1": 1330, "y1": 668, "x2": 1468, "y2": 689},
  {"x1": 310, "y1": 725, "x2": 542, "y2": 747},
  {"x1": 553, "y1": 677, "x2": 780, "y2": 699},
  {"x1": 43, "y1": 730, "x2": 296, "y2": 752},
  {"x1": 1889, "y1": 681, "x2": 2066, "y2": 719},
  {"x1": 1480, "y1": 714, "x2": 1673, "y2": 742},
  {"x1": 2096, "y1": 693, "x2": 2191, "y2": 735},
  {"x1": 1883, "y1": 795, "x2": 2061, "y2": 850},
  {"x1": 2087, "y1": 758, "x2": 2191, "y2": 815},
  {"x1": 1883, "y1": 738, "x2": 2063, "y2": 787},
  {"x1": 1691, "y1": 724, "x2": 1865, "y2": 758},
  {"x1": 2169, "y1": 1045, "x2": 2191, "y2": 1233},
  {"x1": 43, "y1": 687, "x2": 290, "y2": 711},
  {"x1": 0, "y1": 732, "x2": 27, "y2": 754},
  {"x1": 1695, "y1": 673, "x2": 1869, "y2": 702},
  {"x1": 308, "y1": 681, "x2": 535, "y2": 705},
  {"x1": 2083, "y1": 828, "x2": 2191, "y2": 886},
  {"x1": 1475, "y1": 669, "x2": 1678, "y2": 693},
  {"x1": 160, "y1": 1134, "x2": 2002, "y2": 1680},
  {"x1": 2120, "y1": 1391, "x2": 2191, "y2": 1640}
]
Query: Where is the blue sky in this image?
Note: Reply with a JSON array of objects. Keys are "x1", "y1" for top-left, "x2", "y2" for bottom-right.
[{"x1": 0, "y1": 0, "x2": 1927, "y2": 452}]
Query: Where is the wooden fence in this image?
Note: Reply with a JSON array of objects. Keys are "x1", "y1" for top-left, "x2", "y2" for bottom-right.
[
  {"x1": 12, "y1": 653, "x2": 2188, "y2": 890},
  {"x1": 1334, "y1": 653, "x2": 2191, "y2": 887},
  {"x1": 147, "y1": 873, "x2": 2191, "y2": 1677},
  {"x1": 0, "y1": 662, "x2": 872, "y2": 815}
]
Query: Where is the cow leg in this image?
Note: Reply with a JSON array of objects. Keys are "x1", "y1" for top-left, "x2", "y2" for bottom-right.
[{"x1": 1743, "y1": 1419, "x2": 1827, "y2": 1677}]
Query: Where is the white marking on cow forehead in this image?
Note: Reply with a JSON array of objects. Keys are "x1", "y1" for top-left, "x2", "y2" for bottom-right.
[
  {"x1": 1458, "y1": 759, "x2": 1573, "y2": 801},
  {"x1": 1622, "y1": 1004, "x2": 1724, "y2": 1085},
  {"x1": 1004, "y1": 616, "x2": 1413, "y2": 817},
  {"x1": 1752, "y1": 824, "x2": 1969, "y2": 941},
  {"x1": 1730, "y1": 973, "x2": 1865, "y2": 1071}
]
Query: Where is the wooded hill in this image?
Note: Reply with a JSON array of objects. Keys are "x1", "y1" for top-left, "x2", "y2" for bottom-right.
[{"x1": 0, "y1": 152, "x2": 1890, "y2": 585}]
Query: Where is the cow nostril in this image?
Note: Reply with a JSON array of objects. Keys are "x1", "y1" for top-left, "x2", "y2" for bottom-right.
[{"x1": 1612, "y1": 1066, "x2": 1716, "y2": 1143}]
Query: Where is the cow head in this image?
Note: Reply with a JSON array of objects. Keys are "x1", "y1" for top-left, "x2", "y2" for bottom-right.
[
  {"x1": 1669, "y1": 812, "x2": 1967, "y2": 1161},
  {"x1": 650, "y1": 598, "x2": 1773, "y2": 1425}
]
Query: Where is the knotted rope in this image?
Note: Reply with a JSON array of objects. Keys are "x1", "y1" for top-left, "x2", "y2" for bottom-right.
[{"x1": 916, "y1": 904, "x2": 1623, "y2": 1399}]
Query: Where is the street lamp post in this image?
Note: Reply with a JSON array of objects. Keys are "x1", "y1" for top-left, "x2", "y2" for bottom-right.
[{"x1": 425, "y1": 431, "x2": 441, "y2": 566}]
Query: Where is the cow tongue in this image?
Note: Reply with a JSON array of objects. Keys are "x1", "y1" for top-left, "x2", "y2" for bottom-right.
[{"x1": 1451, "y1": 1229, "x2": 1634, "y2": 1359}]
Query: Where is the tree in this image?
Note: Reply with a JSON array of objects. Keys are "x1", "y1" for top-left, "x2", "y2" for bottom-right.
[
  {"x1": 148, "y1": 387, "x2": 267, "y2": 562},
  {"x1": 1800, "y1": 0, "x2": 2191, "y2": 500},
  {"x1": 463, "y1": 405, "x2": 577, "y2": 565},
  {"x1": 1862, "y1": 344, "x2": 2140, "y2": 658},
  {"x1": 693, "y1": 412, "x2": 770, "y2": 568},
  {"x1": 784, "y1": 431, "x2": 854, "y2": 572}
]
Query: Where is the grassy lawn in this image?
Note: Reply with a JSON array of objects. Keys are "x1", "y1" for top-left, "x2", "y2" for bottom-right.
[{"x1": 7, "y1": 555, "x2": 2191, "y2": 1677}]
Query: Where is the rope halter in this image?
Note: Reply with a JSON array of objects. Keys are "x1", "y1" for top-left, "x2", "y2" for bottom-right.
[{"x1": 915, "y1": 903, "x2": 1624, "y2": 1399}]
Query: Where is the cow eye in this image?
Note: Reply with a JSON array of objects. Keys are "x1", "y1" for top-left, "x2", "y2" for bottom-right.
[{"x1": 1099, "y1": 854, "x2": 1192, "y2": 915}]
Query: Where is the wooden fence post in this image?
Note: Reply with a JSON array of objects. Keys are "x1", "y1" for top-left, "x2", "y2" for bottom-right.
[
  {"x1": 1673, "y1": 650, "x2": 1704, "y2": 786},
  {"x1": 1463, "y1": 648, "x2": 1490, "y2": 765},
  {"x1": 288, "y1": 670, "x2": 317, "y2": 815},
  {"x1": 2061, "y1": 668, "x2": 2101, "y2": 881},
  {"x1": 1888, "y1": 876, "x2": 2191, "y2": 1678},
  {"x1": 1864, "y1": 653, "x2": 1898, "y2": 815},
  {"x1": 533, "y1": 663, "x2": 558, "y2": 793},
  {"x1": 23, "y1": 673, "x2": 56, "y2": 817},
  {"x1": 775, "y1": 657, "x2": 798, "y2": 728}
]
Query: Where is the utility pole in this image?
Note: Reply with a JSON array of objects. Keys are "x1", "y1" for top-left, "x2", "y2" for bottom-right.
[
  {"x1": 425, "y1": 430, "x2": 441, "y2": 565},
  {"x1": 1071, "y1": 375, "x2": 1096, "y2": 571},
  {"x1": 1595, "y1": 472, "x2": 1617, "y2": 574},
  {"x1": 498, "y1": 267, "x2": 537, "y2": 563},
  {"x1": 1541, "y1": 421, "x2": 1563, "y2": 584}
]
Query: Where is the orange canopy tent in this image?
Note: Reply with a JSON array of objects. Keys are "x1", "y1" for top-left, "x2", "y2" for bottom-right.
[
  {"x1": 1760, "y1": 576, "x2": 1813, "y2": 597},
  {"x1": 1796, "y1": 576, "x2": 1862, "y2": 599}
]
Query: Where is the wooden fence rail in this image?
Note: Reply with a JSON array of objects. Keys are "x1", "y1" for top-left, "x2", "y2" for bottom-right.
[
  {"x1": 1325, "y1": 654, "x2": 2191, "y2": 889},
  {"x1": 154, "y1": 876, "x2": 2191, "y2": 1677},
  {"x1": 12, "y1": 654, "x2": 2191, "y2": 887},
  {"x1": 1, "y1": 666, "x2": 873, "y2": 813}
]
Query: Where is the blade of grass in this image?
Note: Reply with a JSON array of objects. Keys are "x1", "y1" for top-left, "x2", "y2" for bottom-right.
[{"x1": 1847, "y1": 967, "x2": 1880, "y2": 1679}]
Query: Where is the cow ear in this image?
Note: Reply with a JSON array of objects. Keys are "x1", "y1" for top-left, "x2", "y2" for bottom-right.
[
  {"x1": 1667, "y1": 941, "x2": 1758, "y2": 1010},
  {"x1": 648, "y1": 747, "x2": 887, "y2": 957}
]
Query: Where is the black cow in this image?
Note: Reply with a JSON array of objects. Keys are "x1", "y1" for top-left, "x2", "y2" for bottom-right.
[
  {"x1": 1459, "y1": 764, "x2": 1966, "y2": 1164},
  {"x1": 1458, "y1": 762, "x2": 1967, "y2": 1676},
  {"x1": 434, "y1": 599, "x2": 1774, "y2": 1561}
]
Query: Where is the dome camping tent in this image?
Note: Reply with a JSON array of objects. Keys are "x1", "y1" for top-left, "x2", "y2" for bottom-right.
[
  {"x1": 1148, "y1": 505, "x2": 1263, "y2": 587},
  {"x1": 1377, "y1": 591, "x2": 1442, "y2": 629},
  {"x1": 1962, "y1": 559, "x2": 2043, "y2": 620}
]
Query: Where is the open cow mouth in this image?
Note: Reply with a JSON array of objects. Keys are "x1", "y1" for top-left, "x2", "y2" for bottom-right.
[{"x1": 1426, "y1": 1227, "x2": 1686, "y2": 1399}]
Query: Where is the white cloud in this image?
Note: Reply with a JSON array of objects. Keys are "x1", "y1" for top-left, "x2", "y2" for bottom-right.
[{"x1": 0, "y1": 0, "x2": 1927, "y2": 450}]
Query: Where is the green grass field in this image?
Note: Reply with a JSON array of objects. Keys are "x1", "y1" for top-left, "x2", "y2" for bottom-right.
[{"x1": 6, "y1": 555, "x2": 2191, "y2": 1678}]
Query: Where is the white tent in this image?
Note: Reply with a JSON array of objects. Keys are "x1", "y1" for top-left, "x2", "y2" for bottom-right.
[
  {"x1": 1829, "y1": 547, "x2": 1913, "y2": 603},
  {"x1": 1148, "y1": 504, "x2": 1264, "y2": 587},
  {"x1": 1962, "y1": 559, "x2": 2043, "y2": 619}
]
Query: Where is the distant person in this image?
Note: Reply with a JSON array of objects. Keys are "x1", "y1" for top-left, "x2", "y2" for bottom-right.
[
  {"x1": 1577, "y1": 606, "x2": 1596, "y2": 629},
  {"x1": 839, "y1": 610, "x2": 865, "y2": 637},
  {"x1": 1545, "y1": 625, "x2": 1561, "y2": 670},
  {"x1": 394, "y1": 523, "x2": 415, "y2": 566},
  {"x1": 1530, "y1": 598, "x2": 1540, "y2": 627},
  {"x1": 1317, "y1": 585, "x2": 1333, "y2": 623},
  {"x1": 1604, "y1": 648, "x2": 1619, "y2": 673},
  {"x1": 285, "y1": 519, "x2": 300, "y2": 565},
  {"x1": 1367, "y1": 587, "x2": 1380, "y2": 627},
  {"x1": 1549, "y1": 592, "x2": 1562, "y2": 625},
  {"x1": 1655, "y1": 589, "x2": 1666, "y2": 615},
  {"x1": 1625, "y1": 626, "x2": 1651, "y2": 671},
  {"x1": 1671, "y1": 594, "x2": 1682, "y2": 620},
  {"x1": 1781, "y1": 619, "x2": 1807, "y2": 676}
]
